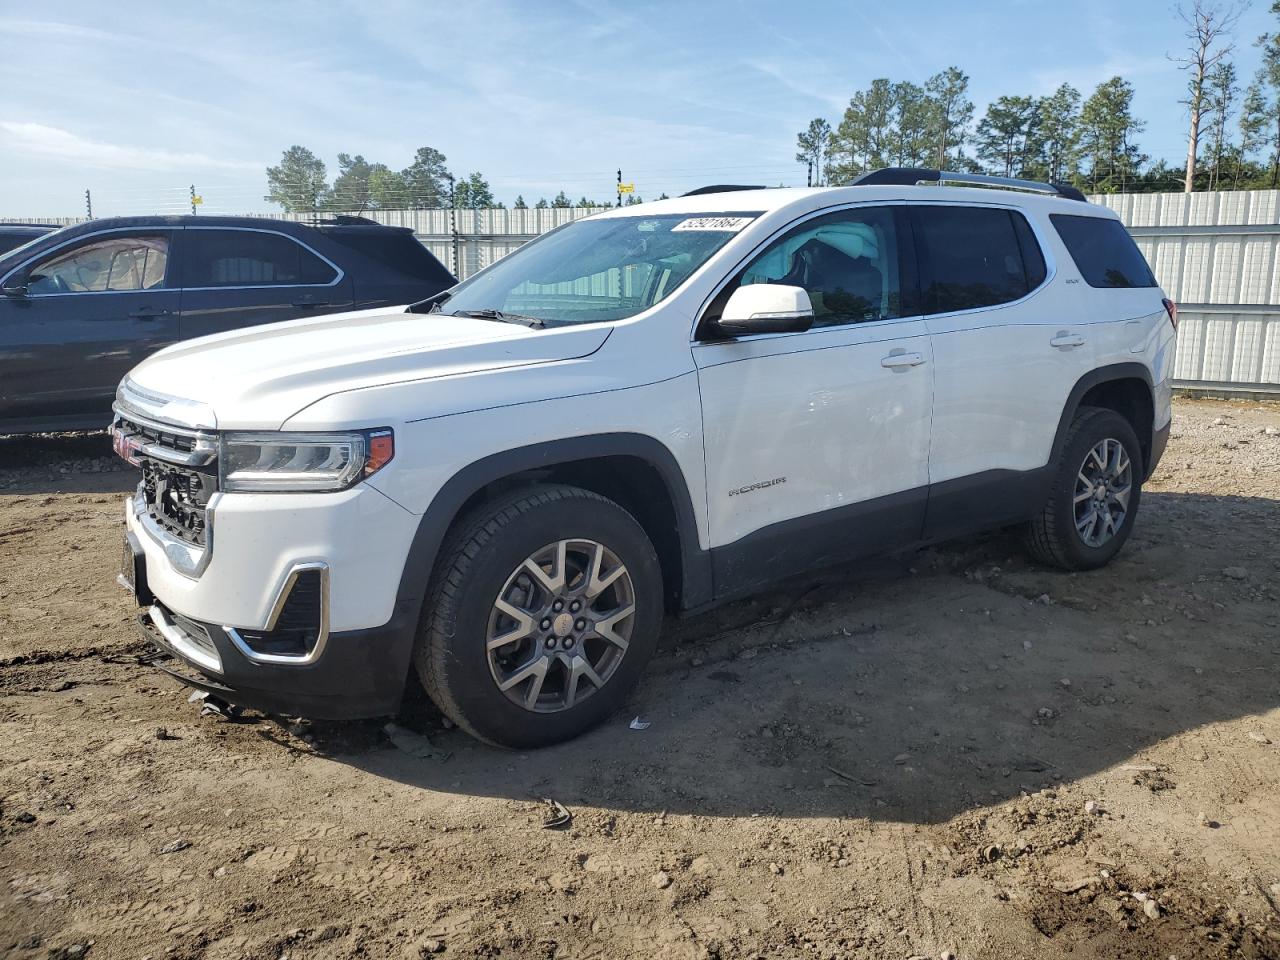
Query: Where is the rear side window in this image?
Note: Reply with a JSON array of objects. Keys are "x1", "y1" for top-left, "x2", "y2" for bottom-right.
[
  {"x1": 324, "y1": 230, "x2": 454, "y2": 284},
  {"x1": 1050, "y1": 214, "x2": 1156, "y2": 288},
  {"x1": 913, "y1": 206, "x2": 1045, "y2": 313},
  {"x1": 181, "y1": 230, "x2": 337, "y2": 287}
]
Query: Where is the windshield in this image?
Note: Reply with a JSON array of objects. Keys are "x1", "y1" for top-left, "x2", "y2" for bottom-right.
[
  {"x1": 439, "y1": 212, "x2": 760, "y2": 325},
  {"x1": 0, "y1": 227, "x2": 65, "y2": 267}
]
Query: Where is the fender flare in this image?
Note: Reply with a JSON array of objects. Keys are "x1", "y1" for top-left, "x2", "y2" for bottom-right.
[
  {"x1": 391, "y1": 433, "x2": 713, "y2": 628},
  {"x1": 1049, "y1": 362, "x2": 1155, "y2": 467}
]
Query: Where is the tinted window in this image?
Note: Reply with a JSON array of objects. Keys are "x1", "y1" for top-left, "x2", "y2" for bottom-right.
[
  {"x1": 732, "y1": 206, "x2": 907, "y2": 327},
  {"x1": 915, "y1": 206, "x2": 1040, "y2": 313},
  {"x1": 1051, "y1": 214, "x2": 1156, "y2": 288},
  {"x1": 27, "y1": 235, "x2": 169, "y2": 294},
  {"x1": 182, "y1": 230, "x2": 336, "y2": 287},
  {"x1": 325, "y1": 230, "x2": 454, "y2": 284}
]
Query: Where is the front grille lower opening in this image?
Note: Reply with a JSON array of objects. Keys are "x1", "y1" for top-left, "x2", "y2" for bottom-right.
[{"x1": 237, "y1": 571, "x2": 324, "y2": 658}]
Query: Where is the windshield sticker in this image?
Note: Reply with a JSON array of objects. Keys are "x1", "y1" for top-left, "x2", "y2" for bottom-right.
[{"x1": 671, "y1": 216, "x2": 755, "y2": 233}]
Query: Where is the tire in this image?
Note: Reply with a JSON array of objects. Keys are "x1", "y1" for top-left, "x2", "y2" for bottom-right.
[
  {"x1": 1023, "y1": 406, "x2": 1144, "y2": 571},
  {"x1": 415, "y1": 484, "x2": 663, "y2": 748}
]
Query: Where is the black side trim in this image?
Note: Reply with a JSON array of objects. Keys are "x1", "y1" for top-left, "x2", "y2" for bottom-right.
[
  {"x1": 709, "y1": 486, "x2": 927, "y2": 604},
  {"x1": 1148, "y1": 420, "x2": 1170, "y2": 481},
  {"x1": 922, "y1": 467, "x2": 1052, "y2": 542},
  {"x1": 394, "y1": 434, "x2": 712, "y2": 618}
]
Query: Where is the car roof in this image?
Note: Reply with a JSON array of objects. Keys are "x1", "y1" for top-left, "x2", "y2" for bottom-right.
[
  {"x1": 30, "y1": 214, "x2": 415, "y2": 241},
  {"x1": 590, "y1": 183, "x2": 1117, "y2": 222}
]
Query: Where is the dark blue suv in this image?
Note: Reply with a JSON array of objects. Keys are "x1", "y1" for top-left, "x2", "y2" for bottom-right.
[{"x1": 0, "y1": 215, "x2": 454, "y2": 435}]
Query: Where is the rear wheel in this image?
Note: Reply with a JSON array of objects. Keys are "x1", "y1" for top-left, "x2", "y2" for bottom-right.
[
  {"x1": 415, "y1": 484, "x2": 662, "y2": 748},
  {"x1": 1024, "y1": 406, "x2": 1143, "y2": 571}
]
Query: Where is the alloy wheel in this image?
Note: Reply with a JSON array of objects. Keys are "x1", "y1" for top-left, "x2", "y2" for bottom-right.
[
  {"x1": 1073, "y1": 438, "x2": 1133, "y2": 548},
  {"x1": 485, "y1": 539, "x2": 636, "y2": 713}
]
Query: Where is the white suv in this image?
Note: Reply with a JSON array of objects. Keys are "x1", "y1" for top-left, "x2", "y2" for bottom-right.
[{"x1": 112, "y1": 169, "x2": 1176, "y2": 747}]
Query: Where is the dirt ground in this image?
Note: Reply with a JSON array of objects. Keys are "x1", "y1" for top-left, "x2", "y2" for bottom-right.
[{"x1": 1, "y1": 397, "x2": 1279, "y2": 960}]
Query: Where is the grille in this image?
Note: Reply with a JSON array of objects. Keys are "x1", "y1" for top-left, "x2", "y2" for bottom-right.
[
  {"x1": 117, "y1": 414, "x2": 218, "y2": 547},
  {"x1": 171, "y1": 613, "x2": 219, "y2": 658}
]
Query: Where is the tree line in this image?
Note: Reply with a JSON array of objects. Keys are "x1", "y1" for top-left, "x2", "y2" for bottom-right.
[
  {"x1": 265, "y1": 146, "x2": 655, "y2": 212},
  {"x1": 798, "y1": 1, "x2": 1280, "y2": 194}
]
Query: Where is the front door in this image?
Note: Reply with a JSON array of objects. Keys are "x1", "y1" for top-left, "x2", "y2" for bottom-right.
[
  {"x1": 692, "y1": 204, "x2": 933, "y2": 598},
  {"x1": 0, "y1": 230, "x2": 180, "y2": 429},
  {"x1": 177, "y1": 227, "x2": 354, "y2": 339}
]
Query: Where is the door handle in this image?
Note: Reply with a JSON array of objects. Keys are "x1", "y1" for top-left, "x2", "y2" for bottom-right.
[
  {"x1": 1050, "y1": 333, "x2": 1086, "y2": 349},
  {"x1": 880, "y1": 351, "x2": 926, "y2": 369},
  {"x1": 128, "y1": 308, "x2": 171, "y2": 321}
]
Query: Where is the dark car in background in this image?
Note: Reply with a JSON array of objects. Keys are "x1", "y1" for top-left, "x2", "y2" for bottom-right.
[
  {"x1": 0, "y1": 215, "x2": 455, "y2": 434},
  {"x1": 0, "y1": 223, "x2": 57, "y2": 256}
]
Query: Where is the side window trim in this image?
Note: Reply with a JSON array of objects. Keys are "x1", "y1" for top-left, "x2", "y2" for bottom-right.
[
  {"x1": 180, "y1": 226, "x2": 343, "y2": 291},
  {"x1": 692, "y1": 200, "x2": 921, "y2": 342},
  {"x1": 908, "y1": 202, "x2": 1056, "y2": 320},
  {"x1": 15, "y1": 229, "x2": 175, "y2": 298}
]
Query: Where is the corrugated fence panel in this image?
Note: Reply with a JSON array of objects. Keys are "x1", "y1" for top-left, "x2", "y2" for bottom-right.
[{"x1": 18, "y1": 190, "x2": 1280, "y2": 391}]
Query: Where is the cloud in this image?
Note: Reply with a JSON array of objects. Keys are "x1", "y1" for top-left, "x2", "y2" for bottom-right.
[{"x1": 0, "y1": 122, "x2": 262, "y2": 173}]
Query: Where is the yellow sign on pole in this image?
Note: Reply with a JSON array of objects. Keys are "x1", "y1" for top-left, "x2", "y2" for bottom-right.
[
  {"x1": 191, "y1": 195, "x2": 204, "y2": 206},
  {"x1": 617, "y1": 183, "x2": 635, "y2": 194}
]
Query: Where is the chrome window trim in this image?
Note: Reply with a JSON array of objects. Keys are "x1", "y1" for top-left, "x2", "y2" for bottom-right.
[
  {"x1": 1, "y1": 226, "x2": 178, "y2": 296},
  {"x1": 180, "y1": 225, "x2": 343, "y2": 291},
  {"x1": 224, "y1": 562, "x2": 330, "y2": 666},
  {"x1": 149, "y1": 604, "x2": 223, "y2": 674},
  {"x1": 1, "y1": 224, "x2": 343, "y2": 295}
]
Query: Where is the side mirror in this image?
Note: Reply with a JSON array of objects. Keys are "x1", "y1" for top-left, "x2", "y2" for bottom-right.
[
  {"x1": 712, "y1": 284, "x2": 814, "y2": 337},
  {"x1": 1, "y1": 279, "x2": 28, "y2": 298}
]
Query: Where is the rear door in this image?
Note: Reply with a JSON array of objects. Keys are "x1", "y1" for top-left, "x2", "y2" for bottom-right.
[
  {"x1": 0, "y1": 229, "x2": 180, "y2": 428},
  {"x1": 913, "y1": 203, "x2": 1097, "y2": 539},
  {"x1": 176, "y1": 226, "x2": 354, "y2": 339}
]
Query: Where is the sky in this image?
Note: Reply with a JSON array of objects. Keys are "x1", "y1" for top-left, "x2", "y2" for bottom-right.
[{"x1": 0, "y1": 0, "x2": 1275, "y2": 217}]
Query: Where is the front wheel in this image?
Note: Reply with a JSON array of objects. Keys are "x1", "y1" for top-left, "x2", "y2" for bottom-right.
[
  {"x1": 415, "y1": 485, "x2": 663, "y2": 748},
  {"x1": 1024, "y1": 406, "x2": 1144, "y2": 571}
]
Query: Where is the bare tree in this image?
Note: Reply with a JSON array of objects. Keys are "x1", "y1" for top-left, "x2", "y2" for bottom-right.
[{"x1": 1173, "y1": 0, "x2": 1245, "y2": 192}]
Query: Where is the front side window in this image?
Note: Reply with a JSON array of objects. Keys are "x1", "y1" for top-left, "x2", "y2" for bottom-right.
[
  {"x1": 441, "y1": 213, "x2": 759, "y2": 325},
  {"x1": 181, "y1": 230, "x2": 336, "y2": 287},
  {"x1": 27, "y1": 235, "x2": 169, "y2": 295},
  {"x1": 729, "y1": 206, "x2": 907, "y2": 328},
  {"x1": 914, "y1": 206, "x2": 1043, "y2": 313},
  {"x1": 1050, "y1": 214, "x2": 1156, "y2": 288}
]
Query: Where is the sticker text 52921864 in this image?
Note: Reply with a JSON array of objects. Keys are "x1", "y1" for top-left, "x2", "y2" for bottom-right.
[{"x1": 671, "y1": 216, "x2": 755, "y2": 233}]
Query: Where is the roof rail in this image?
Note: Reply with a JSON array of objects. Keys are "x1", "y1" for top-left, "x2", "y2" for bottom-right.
[
  {"x1": 682, "y1": 184, "x2": 766, "y2": 197},
  {"x1": 852, "y1": 167, "x2": 1087, "y2": 202},
  {"x1": 303, "y1": 214, "x2": 384, "y2": 227}
]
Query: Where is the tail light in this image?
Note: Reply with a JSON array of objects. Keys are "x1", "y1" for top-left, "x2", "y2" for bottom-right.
[{"x1": 1162, "y1": 298, "x2": 1178, "y2": 330}]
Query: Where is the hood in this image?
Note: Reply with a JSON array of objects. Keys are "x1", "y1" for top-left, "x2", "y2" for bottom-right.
[{"x1": 122, "y1": 307, "x2": 611, "y2": 429}]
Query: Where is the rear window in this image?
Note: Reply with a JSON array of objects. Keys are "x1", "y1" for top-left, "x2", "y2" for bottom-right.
[
  {"x1": 1050, "y1": 214, "x2": 1156, "y2": 288},
  {"x1": 324, "y1": 230, "x2": 454, "y2": 284},
  {"x1": 914, "y1": 206, "x2": 1046, "y2": 313},
  {"x1": 182, "y1": 229, "x2": 336, "y2": 287}
]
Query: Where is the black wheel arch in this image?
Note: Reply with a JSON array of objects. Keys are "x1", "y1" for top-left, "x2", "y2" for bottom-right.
[
  {"x1": 391, "y1": 433, "x2": 712, "y2": 631},
  {"x1": 1051, "y1": 363, "x2": 1158, "y2": 480}
]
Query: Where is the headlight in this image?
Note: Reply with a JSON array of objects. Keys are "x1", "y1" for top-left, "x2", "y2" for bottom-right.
[{"x1": 220, "y1": 429, "x2": 394, "y2": 492}]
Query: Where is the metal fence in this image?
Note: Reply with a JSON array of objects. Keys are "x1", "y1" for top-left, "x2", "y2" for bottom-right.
[
  {"x1": 20, "y1": 191, "x2": 1280, "y2": 394},
  {"x1": 1090, "y1": 191, "x2": 1280, "y2": 394}
]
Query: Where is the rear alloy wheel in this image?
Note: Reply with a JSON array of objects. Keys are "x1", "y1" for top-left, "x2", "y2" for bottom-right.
[
  {"x1": 416, "y1": 485, "x2": 662, "y2": 748},
  {"x1": 1024, "y1": 406, "x2": 1144, "y2": 571}
]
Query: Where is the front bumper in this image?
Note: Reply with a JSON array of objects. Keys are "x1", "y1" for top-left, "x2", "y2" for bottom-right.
[
  {"x1": 138, "y1": 600, "x2": 417, "y2": 719},
  {"x1": 123, "y1": 478, "x2": 423, "y2": 719}
]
